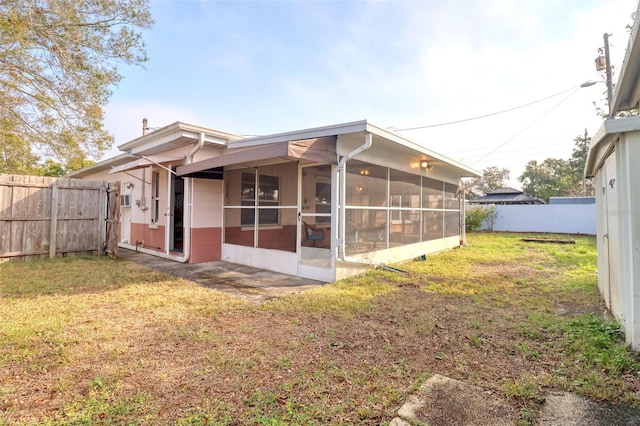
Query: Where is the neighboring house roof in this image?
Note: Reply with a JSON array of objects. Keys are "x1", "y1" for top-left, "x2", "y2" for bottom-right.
[{"x1": 469, "y1": 187, "x2": 544, "y2": 205}]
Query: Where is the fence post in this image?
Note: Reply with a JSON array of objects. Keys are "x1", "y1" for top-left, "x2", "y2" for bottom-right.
[
  {"x1": 98, "y1": 182, "x2": 106, "y2": 256},
  {"x1": 49, "y1": 182, "x2": 59, "y2": 259}
]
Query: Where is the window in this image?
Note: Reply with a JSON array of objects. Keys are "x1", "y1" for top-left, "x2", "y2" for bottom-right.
[
  {"x1": 241, "y1": 172, "x2": 280, "y2": 226},
  {"x1": 240, "y1": 172, "x2": 256, "y2": 226},
  {"x1": 344, "y1": 160, "x2": 461, "y2": 255},
  {"x1": 151, "y1": 171, "x2": 160, "y2": 223},
  {"x1": 391, "y1": 195, "x2": 402, "y2": 223}
]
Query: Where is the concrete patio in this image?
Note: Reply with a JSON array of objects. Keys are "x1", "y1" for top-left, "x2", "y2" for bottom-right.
[{"x1": 117, "y1": 248, "x2": 324, "y2": 303}]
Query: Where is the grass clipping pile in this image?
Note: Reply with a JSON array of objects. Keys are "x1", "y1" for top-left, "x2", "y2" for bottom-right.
[{"x1": 1, "y1": 233, "x2": 640, "y2": 425}]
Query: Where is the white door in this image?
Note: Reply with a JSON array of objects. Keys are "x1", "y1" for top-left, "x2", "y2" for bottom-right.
[{"x1": 298, "y1": 164, "x2": 335, "y2": 282}]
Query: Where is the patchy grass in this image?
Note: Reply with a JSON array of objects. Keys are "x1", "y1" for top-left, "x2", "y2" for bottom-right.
[{"x1": 1, "y1": 232, "x2": 639, "y2": 424}]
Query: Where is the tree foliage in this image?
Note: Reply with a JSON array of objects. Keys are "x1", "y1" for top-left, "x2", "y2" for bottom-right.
[
  {"x1": 36, "y1": 157, "x2": 93, "y2": 176},
  {"x1": 518, "y1": 131, "x2": 594, "y2": 202},
  {"x1": 0, "y1": 0, "x2": 153, "y2": 173},
  {"x1": 518, "y1": 158, "x2": 571, "y2": 202},
  {"x1": 470, "y1": 166, "x2": 510, "y2": 198}
]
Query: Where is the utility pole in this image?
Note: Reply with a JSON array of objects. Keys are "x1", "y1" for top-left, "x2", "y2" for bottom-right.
[{"x1": 603, "y1": 33, "x2": 614, "y2": 117}]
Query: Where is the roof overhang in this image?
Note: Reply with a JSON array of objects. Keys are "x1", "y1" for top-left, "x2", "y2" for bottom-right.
[
  {"x1": 118, "y1": 121, "x2": 242, "y2": 156},
  {"x1": 67, "y1": 153, "x2": 136, "y2": 178},
  {"x1": 585, "y1": 115, "x2": 640, "y2": 177},
  {"x1": 609, "y1": 1, "x2": 640, "y2": 115},
  {"x1": 109, "y1": 155, "x2": 185, "y2": 174},
  {"x1": 225, "y1": 120, "x2": 481, "y2": 178},
  {"x1": 177, "y1": 136, "x2": 337, "y2": 177}
]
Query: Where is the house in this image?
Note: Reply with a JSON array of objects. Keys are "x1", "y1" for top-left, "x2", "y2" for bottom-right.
[
  {"x1": 585, "y1": 2, "x2": 640, "y2": 349},
  {"x1": 72, "y1": 120, "x2": 480, "y2": 282},
  {"x1": 468, "y1": 187, "x2": 544, "y2": 205}
]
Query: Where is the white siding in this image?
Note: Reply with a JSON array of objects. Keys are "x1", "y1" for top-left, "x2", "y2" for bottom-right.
[
  {"x1": 191, "y1": 178, "x2": 223, "y2": 228},
  {"x1": 478, "y1": 204, "x2": 596, "y2": 235}
]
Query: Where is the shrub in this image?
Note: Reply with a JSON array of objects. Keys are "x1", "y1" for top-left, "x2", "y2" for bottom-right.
[{"x1": 465, "y1": 205, "x2": 496, "y2": 230}]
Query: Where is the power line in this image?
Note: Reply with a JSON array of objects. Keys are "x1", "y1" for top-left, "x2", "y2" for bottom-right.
[
  {"x1": 457, "y1": 142, "x2": 574, "y2": 161},
  {"x1": 394, "y1": 85, "x2": 581, "y2": 131},
  {"x1": 470, "y1": 87, "x2": 581, "y2": 165},
  {"x1": 443, "y1": 132, "x2": 575, "y2": 155}
]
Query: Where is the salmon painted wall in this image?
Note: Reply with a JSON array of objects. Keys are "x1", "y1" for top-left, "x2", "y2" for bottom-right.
[
  {"x1": 189, "y1": 227, "x2": 222, "y2": 263},
  {"x1": 130, "y1": 222, "x2": 165, "y2": 252}
]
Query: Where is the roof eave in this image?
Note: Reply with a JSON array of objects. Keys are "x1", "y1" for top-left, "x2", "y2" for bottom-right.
[
  {"x1": 610, "y1": 1, "x2": 640, "y2": 114},
  {"x1": 585, "y1": 115, "x2": 640, "y2": 177},
  {"x1": 118, "y1": 121, "x2": 242, "y2": 155},
  {"x1": 229, "y1": 120, "x2": 481, "y2": 178},
  {"x1": 363, "y1": 122, "x2": 482, "y2": 178},
  {"x1": 67, "y1": 153, "x2": 136, "y2": 178},
  {"x1": 228, "y1": 120, "x2": 369, "y2": 148}
]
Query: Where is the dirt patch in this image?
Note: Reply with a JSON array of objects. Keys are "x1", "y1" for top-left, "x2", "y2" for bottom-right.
[
  {"x1": 538, "y1": 391, "x2": 640, "y2": 425},
  {"x1": 394, "y1": 374, "x2": 517, "y2": 425}
]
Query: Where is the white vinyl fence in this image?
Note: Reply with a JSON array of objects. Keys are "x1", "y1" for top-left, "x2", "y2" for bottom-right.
[{"x1": 474, "y1": 204, "x2": 596, "y2": 235}]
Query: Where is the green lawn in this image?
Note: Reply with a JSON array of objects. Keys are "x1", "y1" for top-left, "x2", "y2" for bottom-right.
[{"x1": 1, "y1": 232, "x2": 638, "y2": 425}]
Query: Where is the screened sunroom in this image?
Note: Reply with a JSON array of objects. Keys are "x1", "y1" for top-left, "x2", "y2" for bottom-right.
[{"x1": 178, "y1": 120, "x2": 480, "y2": 282}]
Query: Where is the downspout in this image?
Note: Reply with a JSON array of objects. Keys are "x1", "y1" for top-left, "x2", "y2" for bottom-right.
[
  {"x1": 337, "y1": 132, "x2": 380, "y2": 266},
  {"x1": 122, "y1": 133, "x2": 205, "y2": 263},
  {"x1": 178, "y1": 132, "x2": 206, "y2": 263}
]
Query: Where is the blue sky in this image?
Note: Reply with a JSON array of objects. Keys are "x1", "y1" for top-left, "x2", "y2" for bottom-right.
[{"x1": 103, "y1": 0, "x2": 636, "y2": 187}]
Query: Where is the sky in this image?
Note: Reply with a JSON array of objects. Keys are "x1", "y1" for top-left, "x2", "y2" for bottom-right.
[{"x1": 103, "y1": 0, "x2": 638, "y2": 189}]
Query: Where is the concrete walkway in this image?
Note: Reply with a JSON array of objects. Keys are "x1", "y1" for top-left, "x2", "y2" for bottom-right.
[{"x1": 117, "y1": 248, "x2": 324, "y2": 303}]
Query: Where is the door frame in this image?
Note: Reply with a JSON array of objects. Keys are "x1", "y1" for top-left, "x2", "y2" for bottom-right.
[{"x1": 297, "y1": 164, "x2": 335, "y2": 282}]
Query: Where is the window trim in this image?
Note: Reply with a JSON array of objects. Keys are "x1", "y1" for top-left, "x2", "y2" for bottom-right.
[
  {"x1": 151, "y1": 170, "x2": 160, "y2": 224},
  {"x1": 240, "y1": 172, "x2": 281, "y2": 227}
]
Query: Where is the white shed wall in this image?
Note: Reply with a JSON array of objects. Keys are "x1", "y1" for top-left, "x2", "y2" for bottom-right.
[
  {"x1": 479, "y1": 204, "x2": 596, "y2": 234},
  {"x1": 591, "y1": 130, "x2": 640, "y2": 350},
  {"x1": 617, "y1": 134, "x2": 640, "y2": 348}
]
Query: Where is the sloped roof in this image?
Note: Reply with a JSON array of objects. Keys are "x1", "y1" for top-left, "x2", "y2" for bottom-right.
[
  {"x1": 469, "y1": 187, "x2": 545, "y2": 204},
  {"x1": 609, "y1": 1, "x2": 640, "y2": 115},
  {"x1": 178, "y1": 120, "x2": 481, "y2": 179}
]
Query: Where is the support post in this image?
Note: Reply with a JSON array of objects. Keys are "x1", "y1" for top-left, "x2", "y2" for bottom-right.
[{"x1": 49, "y1": 182, "x2": 59, "y2": 259}]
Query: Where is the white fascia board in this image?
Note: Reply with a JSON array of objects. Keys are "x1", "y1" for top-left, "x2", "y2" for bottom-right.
[
  {"x1": 585, "y1": 115, "x2": 640, "y2": 177},
  {"x1": 68, "y1": 153, "x2": 136, "y2": 178},
  {"x1": 228, "y1": 120, "x2": 369, "y2": 148},
  {"x1": 364, "y1": 122, "x2": 482, "y2": 178},
  {"x1": 227, "y1": 119, "x2": 480, "y2": 178},
  {"x1": 119, "y1": 121, "x2": 241, "y2": 153},
  {"x1": 610, "y1": 1, "x2": 640, "y2": 114}
]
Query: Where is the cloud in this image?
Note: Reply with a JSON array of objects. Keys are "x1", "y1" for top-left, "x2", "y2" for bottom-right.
[{"x1": 100, "y1": 0, "x2": 638, "y2": 189}]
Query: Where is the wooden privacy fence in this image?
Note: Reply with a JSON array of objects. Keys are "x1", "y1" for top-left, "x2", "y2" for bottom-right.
[{"x1": 0, "y1": 174, "x2": 118, "y2": 261}]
